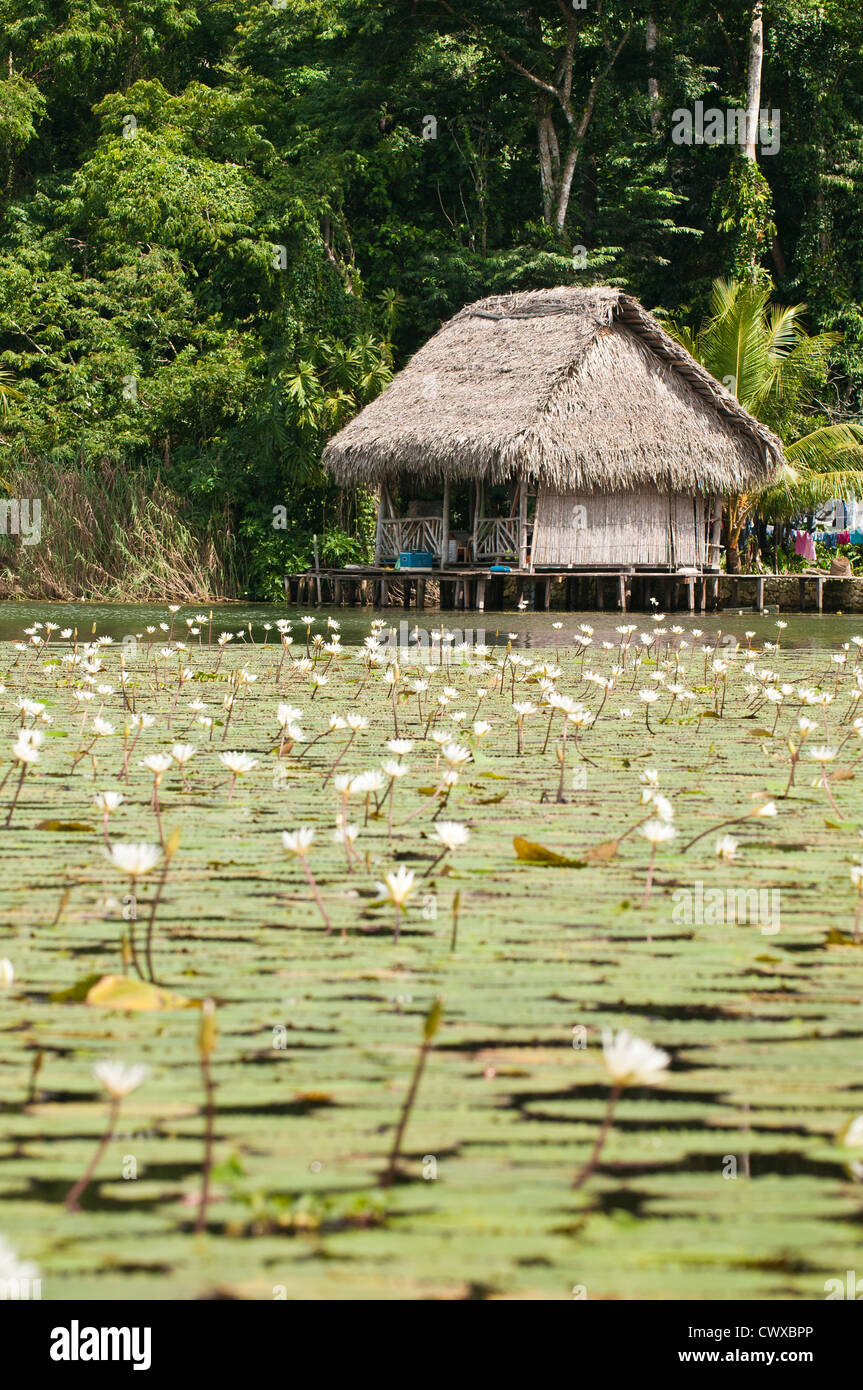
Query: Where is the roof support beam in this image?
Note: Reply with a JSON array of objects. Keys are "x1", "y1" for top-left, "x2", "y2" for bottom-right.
[{"x1": 441, "y1": 477, "x2": 450, "y2": 566}]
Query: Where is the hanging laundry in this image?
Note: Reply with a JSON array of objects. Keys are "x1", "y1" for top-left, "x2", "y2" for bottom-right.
[
  {"x1": 838, "y1": 530, "x2": 851, "y2": 546},
  {"x1": 794, "y1": 531, "x2": 817, "y2": 562}
]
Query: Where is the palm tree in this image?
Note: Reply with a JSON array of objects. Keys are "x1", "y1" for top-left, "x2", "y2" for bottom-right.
[
  {"x1": 0, "y1": 367, "x2": 21, "y2": 419},
  {"x1": 671, "y1": 279, "x2": 863, "y2": 572}
]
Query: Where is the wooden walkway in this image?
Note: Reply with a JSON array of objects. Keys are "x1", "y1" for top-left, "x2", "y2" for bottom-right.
[{"x1": 286, "y1": 565, "x2": 725, "y2": 613}]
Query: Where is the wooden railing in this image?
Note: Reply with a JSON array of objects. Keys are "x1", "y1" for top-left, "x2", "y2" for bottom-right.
[
  {"x1": 380, "y1": 514, "x2": 530, "y2": 564},
  {"x1": 380, "y1": 516, "x2": 444, "y2": 559},
  {"x1": 476, "y1": 517, "x2": 522, "y2": 560}
]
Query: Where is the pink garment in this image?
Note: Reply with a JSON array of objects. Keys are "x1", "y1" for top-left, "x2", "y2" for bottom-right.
[
  {"x1": 838, "y1": 530, "x2": 851, "y2": 545},
  {"x1": 794, "y1": 531, "x2": 816, "y2": 562}
]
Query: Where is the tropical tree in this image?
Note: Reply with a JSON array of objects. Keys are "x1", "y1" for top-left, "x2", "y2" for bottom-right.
[{"x1": 672, "y1": 278, "x2": 863, "y2": 571}]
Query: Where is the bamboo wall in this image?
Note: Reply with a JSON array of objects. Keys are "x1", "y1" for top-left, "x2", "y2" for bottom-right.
[{"x1": 532, "y1": 487, "x2": 707, "y2": 567}]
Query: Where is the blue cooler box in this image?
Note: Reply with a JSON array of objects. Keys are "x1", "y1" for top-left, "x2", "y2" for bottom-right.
[{"x1": 399, "y1": 551, "x2": 434, "y2": 568}]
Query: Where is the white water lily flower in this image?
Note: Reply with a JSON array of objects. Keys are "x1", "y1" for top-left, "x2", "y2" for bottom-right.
[
  {"x1": 752, "y1": 801, "x2": 778, "y2": 818},
  {"x1": 108, "y1": 842, "x2": 162, "y2": 878},
  {"x1": 93, "y1": 792, "x2": 123, "y2": 813},
  {"x1": 350, "y1": 770, "x2": 386, "y2": 795},
  {"x1": 387, "y1": 738, "x2": 414, "y2": 756},
  {"x1": 716, "y1": 834, "x2": 740, "y2": 861},
  {"x1": 345, "y1": 713, "x2": 369, "y2": 732},
  {"x1": 0, "y1": 959, "x2": 14, "y2": 986},
  {"x1": 639, "y1": 819, "x2": 677, "y2": 846},
  {"x1": 93, "y1": 1061, "x2": 149, "y2": 1100},
  {"x1": 219, "y1": 751, "x2": 258, "y2": 774},
  {"x1": 282, "y1": 827, "x2": 315, "y2": 857},
  {"x1": 382, "y1": 760, "x2": 410, "y2": 779},
  {"x1": 441, "y1": 742, "x2": 471, "y2": 768},
  {"x1": 433, "y1": 821, "x2": 470, "y2": 851},
  {"x1": 92, "y1": 717, "x2": 115, "y2": 737},
  {"x1": 16, "y1": 697, "x2": 45, "y2": 717},
  {"x1": 650, "y1": 793, "x2": 675, "y2": 824},
  {"x1": 376, "y1": 866, "x2": 416, "y2": 907},
  {"x1": 276, "y1": 703, "x2": 303, "y2": 727},
  {"x1": 0, "y1": 1233, "x2": 39, "y2": 1285},
  {"x1": 170, "y1": 744, "x2": 196, "y2": 765},
  {"x1": 842, "y1": 1115, "x2": 863, "y2": 1148},
  {"x1": 141, "y1": 753, "x2": 173, "y2": 775},
  {"x1": 12, "y1": 736, "x2": 41, "y2": 764},
  {"x1": 808, "y1": 745, "x2": 836, "y2": 762},
  {"x1": 602, "y1": 1029, "x2": 670, "y2": 1089}
]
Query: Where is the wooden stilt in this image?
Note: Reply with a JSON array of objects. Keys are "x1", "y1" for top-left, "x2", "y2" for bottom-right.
[
  {"x1": 476, "y1": 576, "x2": 486, "y2": 612},
  {"x1": 618, "y1": 573, "x2": 627, "y2": 612}
]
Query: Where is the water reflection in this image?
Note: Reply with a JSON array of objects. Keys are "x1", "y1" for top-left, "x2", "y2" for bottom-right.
[{"x1": 0, "y1": 599, "x2": 858, "y2": 650}]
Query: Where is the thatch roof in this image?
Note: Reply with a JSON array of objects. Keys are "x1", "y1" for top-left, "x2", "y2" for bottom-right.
[{"x1": 323, "y1": 287, "x2": 783, "y2": 495}]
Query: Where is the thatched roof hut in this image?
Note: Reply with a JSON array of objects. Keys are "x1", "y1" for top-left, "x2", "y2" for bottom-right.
[{"x1": 323, "y1": 287, "x2": 783, "y2": 571}]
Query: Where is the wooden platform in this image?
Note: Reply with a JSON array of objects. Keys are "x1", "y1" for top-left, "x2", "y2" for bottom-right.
[{"x1": 285, "y1": 565, "x2": 727, "y2": 613}]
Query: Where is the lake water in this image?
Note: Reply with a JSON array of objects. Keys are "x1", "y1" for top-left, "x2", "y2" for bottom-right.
[{"x1": 0, "y1": 599, "x2": 859, "y2": 650}]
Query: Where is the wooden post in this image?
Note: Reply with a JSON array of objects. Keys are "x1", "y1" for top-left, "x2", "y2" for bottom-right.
[
  {"x1": 374, "y1": 487, "x2": 387, "y2": 565},
  {"x1": 472, "y1": 479, "x2": 480, "y2": 562},
  {"x1": 596, "y1": 576, "x2": 605, "y2": 610},
  {"x1": 816, "y1": 576, "x2": 824, "y2": 613},
  {"x1": 476, "y1": 576, "x2": 486, "y2": 612},
  {"x1": 618, "y1": 573, "x2": 627, "y2": 612},
  {"x1": 417, "y1": 577, "x2": 426, "y2": 610},
  {"x1": 518, "y1": 478, "x2": 528, "y2": 571},
  {"x1": 312, "y1": 533, "x2": 322, "y2": 607},
  {"x1": 755, "y1": 576, "x2": 764, "y2": 611},
  {"x1": 686, "y1": 577, "x2": 695, "y2": 612},
  {"x1": 798, "y1": 576, "x2": 806, "y2": 611},
  {"x1": 441, "y1": 477, "x2": 450, "y2": 568},
  {"x1": 709, "y1": 494, "x2": 722, "y2": 569}
]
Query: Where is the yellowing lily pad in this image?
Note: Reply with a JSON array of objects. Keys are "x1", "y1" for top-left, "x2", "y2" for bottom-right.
[
  {"x1": 513, "y1": 837, "x2": 584, "y2": 866},
  {"x1": 85, "y1": 974, "x2": 197, "y2": 1011}
]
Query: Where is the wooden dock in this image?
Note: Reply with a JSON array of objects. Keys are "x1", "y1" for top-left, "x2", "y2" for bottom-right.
[
  {"x1": 285, "y1": 564, "x2": 844, "y2": 613},
  {"x1": 286, "y1": 565, "x2": 726, "y2": 613}
]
